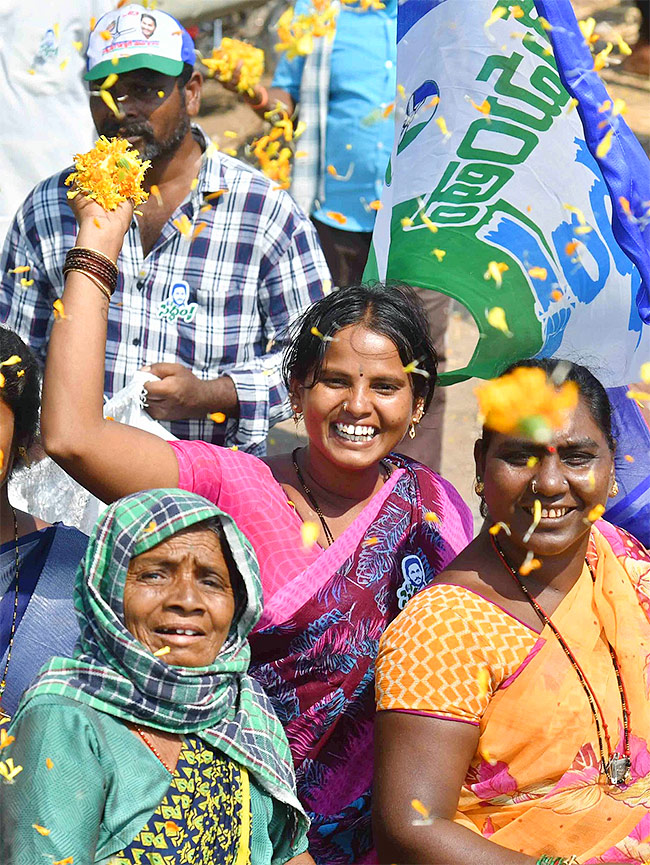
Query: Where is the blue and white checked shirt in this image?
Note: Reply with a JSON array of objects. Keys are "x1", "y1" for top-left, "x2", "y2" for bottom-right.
[{"x1": 0, "y1": 126, "x2": 330, "y2": 454}]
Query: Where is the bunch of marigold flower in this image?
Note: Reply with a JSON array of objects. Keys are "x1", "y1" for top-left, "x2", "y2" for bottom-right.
[
  {"x1": 65, "y1": 137, "x2": 150, "y2": 210},
  {"x1": 246, "y1": 103, "x2": 306, "y2": 190},
  {"x1": 475, "y1": 366, "x2": 579, "y2": 443},
  {"x1": 275, "y1": 1, "x2": 338, "y2": 60},
  {"x1": 201, "y1": 38, "x2": 264, "y2": 94}
]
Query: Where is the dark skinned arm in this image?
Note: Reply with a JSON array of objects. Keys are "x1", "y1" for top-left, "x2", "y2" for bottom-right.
[
  {"x1": 373, "y1": 711, "x2": 536, "y2": 865},
  {"x1": 41, "y1": 195, "x2": 179, "y2": 503}
]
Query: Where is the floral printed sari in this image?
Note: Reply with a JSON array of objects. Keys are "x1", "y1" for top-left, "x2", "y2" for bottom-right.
[{"x1": 249, "y1": 455, "x2": 473, "y2": 865}]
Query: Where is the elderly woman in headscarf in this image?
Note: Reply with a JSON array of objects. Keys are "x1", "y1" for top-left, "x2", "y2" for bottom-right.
[{"x1": 0, "y1": 488, "x2": 312, "y2": 865}]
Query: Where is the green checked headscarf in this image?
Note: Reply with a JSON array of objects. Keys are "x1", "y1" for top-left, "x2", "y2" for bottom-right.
[{"x1": 16, "y1": 488, "x2": 306, "y2": 833}]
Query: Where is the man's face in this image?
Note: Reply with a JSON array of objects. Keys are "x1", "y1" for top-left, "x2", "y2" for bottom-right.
[
  {"x1": 90, "y1": 69, "x2": 193, "y2": 163},
  {"x1": 141, "y1": 15, "x2": 156, "y2": 38},
  {"x1": 171, "y1": 283, "x2": 188, "y2": 306}
]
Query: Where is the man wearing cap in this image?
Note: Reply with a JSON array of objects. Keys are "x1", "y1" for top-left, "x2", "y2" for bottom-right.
[{"x1": 0, "y1": 5, "x2": 330, "y2": 455}]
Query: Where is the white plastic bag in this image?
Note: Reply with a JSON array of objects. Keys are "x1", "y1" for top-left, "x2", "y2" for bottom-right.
[{"x1": 9, "y1": 372, "x2": 175, "y2": 534}]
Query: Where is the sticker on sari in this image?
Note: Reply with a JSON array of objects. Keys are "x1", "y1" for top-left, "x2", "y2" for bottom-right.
[
  {"x1": 157, "y1": 280, "x2": 197, "y2": 323},
  {"x1": 397, "y1": 554, "x2": 427, "y2": 609}
]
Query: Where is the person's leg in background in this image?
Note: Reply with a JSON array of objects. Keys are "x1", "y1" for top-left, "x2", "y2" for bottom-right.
[
  {"x1": 311, "y1": 218, "x2": 373, "y2": 288},
  {"x1": 624, "y1": 1, "x2": 650, "y2": 75},
  {"x1": 396, "y1": 288, "x2": 451, "y2": 473}
]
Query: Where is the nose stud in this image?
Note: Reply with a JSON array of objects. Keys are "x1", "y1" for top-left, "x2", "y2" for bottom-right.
[{"x1": 531, "y1": 479, "x2": 538, "y2": 494}]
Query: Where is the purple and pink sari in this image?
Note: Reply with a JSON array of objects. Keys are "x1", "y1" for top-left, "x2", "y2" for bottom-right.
[{"x1": 171, "y1": 441, "x2": 473, "y2": 863}]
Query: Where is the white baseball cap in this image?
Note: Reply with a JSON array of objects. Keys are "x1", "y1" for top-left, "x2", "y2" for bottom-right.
[{"x1": 85, "y1": 4, "x2": 196, "y2": 82}]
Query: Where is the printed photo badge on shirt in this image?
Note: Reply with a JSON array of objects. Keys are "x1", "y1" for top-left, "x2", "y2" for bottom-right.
[
  {"x1": 397, "y1": 553, "x2": 428, "y2": 609},
  {"x1": 157, "y1": 280, "x2": 197, "y2": 323}
]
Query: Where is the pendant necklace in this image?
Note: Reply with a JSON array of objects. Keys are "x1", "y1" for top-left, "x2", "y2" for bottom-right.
[
  {"x1": 0, "y1": 508, "x2": 20, "y2": 722},
  {"x1": 491, "y1": 535, "x2": 630, "y2": 787}
]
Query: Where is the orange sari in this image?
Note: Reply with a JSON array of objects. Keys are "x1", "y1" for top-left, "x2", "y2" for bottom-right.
[{"x1": 376, "y1": 521, "x2": 650, "y2": 863}]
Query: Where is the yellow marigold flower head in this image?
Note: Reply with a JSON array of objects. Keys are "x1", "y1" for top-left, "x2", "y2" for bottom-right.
[
  {"x1": 475, "y1": 366, "x2": 579, "y2": 443},
  {"x1": 65, "y1": 136, "x2": 150, "y2": 211},
  {"x1": 201, "y1": 38, "x2": 264, "y2": 93}
]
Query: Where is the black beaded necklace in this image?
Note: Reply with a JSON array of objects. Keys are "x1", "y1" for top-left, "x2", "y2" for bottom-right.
[{"x1": 491, "y1": 534, "x2": 630, "y2": 787}]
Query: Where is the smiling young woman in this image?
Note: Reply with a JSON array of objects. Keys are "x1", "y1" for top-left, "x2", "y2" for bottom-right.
[
  {"x1": 40, "y1": 193, "x2": 473, "y2": 864},
  {"x1": 373, "y1": 358, "x2": 650, "y2": 865}
]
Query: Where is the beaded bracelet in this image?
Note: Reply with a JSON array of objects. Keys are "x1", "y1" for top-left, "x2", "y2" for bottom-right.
[
  {"x1": 63, "y1": 247, "x2": 118, "y2": 296},
  {"x1": 247, "y1": 84, "x2": 269, "y2": 112},
  {"x1": 63, "y1": 266, "x2": 112, "y2": 301}
]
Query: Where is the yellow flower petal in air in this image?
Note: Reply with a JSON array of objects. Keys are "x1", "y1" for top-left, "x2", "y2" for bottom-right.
[
  {"x1": 477, "y1": 667, "x2": 491, "y2": 698},
  {"x1": 153, "y1": 645, "x2": 171, "y2": 657},
  {"x1": 640, "y1": 363, "x2": 650, "y2": 384},
  {"x1": 484, "y1": 6, "x2": 507, "y2": 31},
  {"x1": 431, "y1": 249, "x2": 446, "y2": 262},
  {"x1": 46, "y1": 758, "x2": 54, "y2": 770},
  {"x1": 587, "y1": 504, "x2": 605, "y2": 523},
  {"x1": 33, "y1": 824, "x2": 50, "y2": 836},
  {"x1": 326, "y1": 211, "x2": 347, "y2": 225},
  {"x1": 519, "y1": 552, "x2": 542, "y2": 576},
  {"x1": 528, "y1": 267, "x2": 547, "y2": 280},
  {"x1": 400, "y1": 217, "x2": 413, "y2": 228},
  {"x1": 403, "y1": 359, "x2": 430, "y2": 378},
  {"x1": 100, "y1": 89, "x2": 121, "y2": 118},
  {"x1": 424, "y1": 511, "x2": 440, "y2": 523},
  {"x1": 596, "y1": 128, "x2": 614, "y2": 159},
  {"x1": 301, "y1": 521, "x2": 320, "y2": 548},
  {"x1": 173, "y1": 215, "x2": 193, "y2": 237},
  {"x1": 53, "y1": 859, "x2": 74, "y2": 865},
  {"x1": 489, "y1": 521, "x2": 511, "y2": 536},
  {"x1": 486, "y1": 307, "x2": 512, "y2": 336},
  {"x1": 625, "y1": 454, "x2": 635, "y2": 463},
  {"x1": 0, "y1": 728, "x2": 15, "y2": 749},
  {"x1": 484, "y1": 261, "x2": 509, "y2": 287},
  {"x1": 411, "y1": 798, "x2": 430, "y2": 819},
  {"x1": 616, "y1": 33, "x2": 632, "y2": 55},
  {"x1": 53, "y1": 299, "x2": 67, "y2": 319},
  {"x1": 100, "y1": 73, "x2": 119, "y2": 90},
  {"x1": 435, "y1": 116, "x2": 451, "y2": 138},
  {"x1": 208, "y1": 412, "x2": 226, "y2": 423},
  {"x1": 9, "y1": 265, "x2": 31, "y2": 274}
]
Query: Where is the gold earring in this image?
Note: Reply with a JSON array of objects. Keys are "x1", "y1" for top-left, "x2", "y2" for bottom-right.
[
  {"x1": 474, "y1": 478, "x2": 484, "y2": 496},
  {"x1": 609, "y1": 479, "x2": 619, "y2": 498},
  {"x1": 408, "y1": 421, "x2": 417, "y2": 439}
]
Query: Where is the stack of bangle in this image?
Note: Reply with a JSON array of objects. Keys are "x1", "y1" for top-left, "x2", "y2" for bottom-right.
[
  {"x1": 63, "y1": 246, "x2": 118, "y2": 301},
  {"x1": 247, "y1": 84, "x2": 268, "y2": 112},
  {"x1": 536, "y1": 856, "x2": 580, "y2": 865}
]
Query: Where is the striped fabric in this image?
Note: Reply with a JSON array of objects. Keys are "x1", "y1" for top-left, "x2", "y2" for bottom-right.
[
  {"x1": 0, "y1": 126, "x2": 330, "y2": 454},
  {"x1": 15, "y1": 489, "x2": 307, "y2": 835}
]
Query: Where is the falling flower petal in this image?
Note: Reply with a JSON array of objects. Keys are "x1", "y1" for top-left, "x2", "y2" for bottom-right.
[
  {"x1": 100, "y1": 73, "x2": 119, "y2": 91},
  {"x1": 489, "y1": 522, "x2": 511, "y2": 536},
  {"x1": 596, "y1": 128, "x2": 614, "y2": 159},
  {"x1": 486, "y1": 307, "x2": 512, "y2": 336},
  {"x1": 411, "y1": 798, "x2": 430, "y2": 819},
  {"x1": 0, "y1": 729, "x2": 14, "y2": 749},
  {"x1": 431, "y1": 248, "x2": 446, "y2": 262},
  {"x1": 484, "y1": 261, "x2": 509, "y2": 287},
  {"x1": 522, "y1": 499, "x2": 542, "y2": 543},
  {"x1": 46, "y1": 758, "x2": 54, "y2": 770},
  {"x1": 519, "y1": 551, "x2": 542, "y2": 576},
  {"x1": 435, "y1": 116, "x2": 451, "y2": 138},
  {"x1": 625, "y1": 454, "x2": 635, "y2": 463},
  {"x1": 363, "y1": 536, "x2": 379, "y2": 546},
  {"x1": 424, "y1": 511, "x2": 440, "y2": 523},
  {"x1": 401, "y1": 217, "x2": 413, "y2": 228},
  {"x1": 566, "y1": 97, "x2": 579, "y2": 114},
  {"x1": 153, "y1": 645, "x2": 171, "y2": 657},
  {"x1": 9, "y1": 265, "x2": 30, "y2": 274},
  {"x1": 301, "y1": 521, "x2": 320, "y2": 548},
  {"x1": 587, "y1": 504, "x2": 605, "y2": 522},
  {"x1": 616, "y1": 33, "x2": 632, "y2": 55},
  {"x1": 527, "y1": 266, "x2": 547, "y2": 280},
  {"x1": 326, "y1": 211, "x2": 347, "y2": 225},
  {"x1": 403, "y1": 359, "x2": 430, "y2": 378},
  {"x1": 173, "y1": 215, "x2": 193, "y2": 237},
  {"x1": 53, "y1": 299, "x2": 67, "y2": 319},
  {"x1": 484, "y1": 6, "x2": 507, "y2": 31},
  {"x1": 33, "y1": 824, "x2": 50, "y2": 836},
  {"x1": 208, "y1": 411, "x2": 226, "y2": 423},
  {"x1": 526, "y1": 456, "x2": 539, "y2": 468},
  {"x1": 477, "y1": 667, "x2": 491, "y2": 698}
]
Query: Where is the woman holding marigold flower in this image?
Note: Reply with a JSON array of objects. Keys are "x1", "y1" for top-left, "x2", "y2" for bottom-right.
[
  {"x1": 39, "y1": 192, "x2": 472, "y2": 864},
  {"x1": 374, "y1": 357, "x2": 650, "y2": 865}
]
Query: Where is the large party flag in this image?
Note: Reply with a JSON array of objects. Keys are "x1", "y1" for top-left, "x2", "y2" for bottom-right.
[{"x1": 365, "y1": 0, "x2": 650, "y2": 388}]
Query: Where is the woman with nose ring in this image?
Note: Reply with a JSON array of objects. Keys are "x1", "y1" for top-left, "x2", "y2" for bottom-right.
[
  {"x1": 39, "y1": 194, "x2": 473, "y2": 863},
  {"x1": 374, "y1": 358, "x2": 650, "y2": 865}
]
